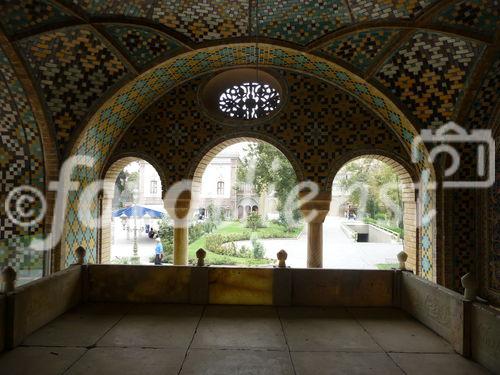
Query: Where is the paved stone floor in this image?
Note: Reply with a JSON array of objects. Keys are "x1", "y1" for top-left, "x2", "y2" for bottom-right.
[{"x1": 0, "y1": 304, "x2": 489, "y2": 375}]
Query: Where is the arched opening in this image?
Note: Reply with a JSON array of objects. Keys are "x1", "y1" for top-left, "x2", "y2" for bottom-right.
[
  {"x1": 189, "y1": 138, "x2": 304, "y2": 266},
  {"x1": 63, "y1": 43, "x2": 436, "y2": 274},
  {"x1": 327, "y1": 155, "x2": 418, "y2": 272},
  {"x1": 101, "y1": 157, "x2": 166, "y2": 265}
]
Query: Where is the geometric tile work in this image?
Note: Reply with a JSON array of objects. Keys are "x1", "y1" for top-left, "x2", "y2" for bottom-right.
[
  {"x1": 118, "y1": 78, "x2": 225, "y2": 186},
  {"x1": 103, "y1": 24, "x2": 185, "y2": 70},
  {"x1": 434, "y1": 0, "x2": 499, "y2": 35},
  {"x1": 117, "y1": 71, "x2": 409, "y2": 190},
  {"x1": 465, "y1": 57, "x2": 500, "y2": 130},
  {"x1": 64, "y1": 44, "x2": 435, "y2": 273},
  {"x1": 319, "y1": 29, "x2": 401, "y2": 72},
  {"x1": 66, "y1": 0, "x2": 153, "y2": 17},
  {"x1": 0, "y1": 0, "x2": 75, "y2": 36},
  {"x1": 451, "y1": 189, "x2": 477, "y2": 290},
  {"x1": 115, "y1": 71, "x2": 433, "y2": 279},
  {"x1": 0, "y1": 45, "x2": 45, "y2": 274},
  {"x1": 376, "y1": 32, "x2": 484, "y2": 128},
  {"x1": 445, "y1": 139, "x2": 487, "y2": 289},
  {"x1": 444, "y1": 56, "x2": 500, "y2": 287},
  {"x1": 63, "y1": 190, "x2": 97, "y2": 266},
  {"x1": 253, "y1": 0, "x2": 352, "y2": 46},
  {"x1": 490, "y1": 139, "x2": 500, "y2": 292},
  {"x1": 151, "y1": 0, "x2": 249, "y2": 43},
  {"x1": 466, "y1": 59, "x2": 500, "y2": 292},
  {"x1": 17, "y1": 26, "x2": 130, "y2": 157},
  {"x1": 348, "y1": 0, "x2": 436, "y2": 21}
]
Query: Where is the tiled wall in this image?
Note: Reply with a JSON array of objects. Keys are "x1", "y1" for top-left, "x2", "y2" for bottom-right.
[
  {"x1": 0, "y1": 45, "x2": 45, "y2": 281},
  {"x1": 60, "y1": 44, "x2": 436, "y2": 278}
]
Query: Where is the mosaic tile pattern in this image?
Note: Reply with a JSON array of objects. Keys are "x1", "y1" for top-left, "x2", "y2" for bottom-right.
[
  {"x1": 65, "y1": 0, "x2": 153, "y2": 17},
  {"x1": 152, "y1": 0, "x2": 249, "y2": 43},
  {"x1": 252, "y1": 0, "x2": 351, "y2": 46},
  {"x1": 319, "y1": 29, "x2": 401, "y2": 72},
  {"x1": 376, "y1": 31, "x2": 484, "y2": 128},
  {"x1": 466, "y1": 58, "x2": 500, "y2": 130},
  {"x1": 348, "y1": 0, "x2": 436, "y2": 21},
  {"x1": 17, "y1": 26, "x2": 130, "y2": 157},
  {"x1": 117, "y1": 71, "x2": 408, "y2": 189},
  {"x1": 419, "y1": 168, "x2": 434, "y2": 280},
  {"x1": 450, "y1": 188, "x2": 476, "y2": 289},
  {"x1": 103, "y1": 24, "x2": 185, "y2": 70},
  {"x1": 0, "y1": 0, "x2": 75, "y2": 36},
  {"x1": 491, "y1": 140, "x2": 500, "y2": 292},
  {"x1": 434, "y1": 0, "x2": 499, "y2": 35},
  {"x1": 464, "y1": 59, "x2": 500, "y2": 293},
  {"x1": 63, "y1": 44, "x2": 435, "y2": 275},
  {"x1": 0, "y1": 45, "x2": 45, "y2": 274}
]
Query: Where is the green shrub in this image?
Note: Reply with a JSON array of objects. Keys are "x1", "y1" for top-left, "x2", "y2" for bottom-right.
[
  {"x1": 189, "y1": 222, "x2": 211, "y2": 243},
  {"x1": 251, "y1": 238, "x2": 265, "y2": 259},
  {"x1": 246, "y1": 212, "x2": 263, "y2": 230},
  {"x1": 205, "y1": 232, "x2": 261, "y2": 257},
  {"x1": 238, "y1": 245, "x2": 252, "y2": 258}
]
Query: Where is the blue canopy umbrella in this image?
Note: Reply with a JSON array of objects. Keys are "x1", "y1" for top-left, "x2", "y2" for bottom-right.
[{"x1": 112, "y1": 204, "x2": 166, "y2": 219}]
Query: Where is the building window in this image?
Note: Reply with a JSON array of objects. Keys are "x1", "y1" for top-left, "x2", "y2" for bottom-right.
[
  {"x1": 219, "y1": 82, "x2": 280, "y2": 119},
  {"x1": 150, "y1": 180, "x2": 158, "y2": 195},
  {"x1": 217, "y1": 181, "x2": 224, "y2": 195}
]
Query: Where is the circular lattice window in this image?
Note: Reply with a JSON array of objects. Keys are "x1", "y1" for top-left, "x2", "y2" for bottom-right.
[
  {"x1": 200, "y1": 68, "x2": 285, "y2": 125},
  {"x1": 219, "y1": 82, "x2": 281, "y2": 119}
]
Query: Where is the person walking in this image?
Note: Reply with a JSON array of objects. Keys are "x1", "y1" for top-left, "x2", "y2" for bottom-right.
[{"x1": 154, "y1": 237, "x2": 163, "y2": 265}]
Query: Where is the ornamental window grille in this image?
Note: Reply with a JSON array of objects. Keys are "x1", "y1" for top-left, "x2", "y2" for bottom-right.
[{"x1": 219, "y1": 82, "x2": 280, "y2": 119}]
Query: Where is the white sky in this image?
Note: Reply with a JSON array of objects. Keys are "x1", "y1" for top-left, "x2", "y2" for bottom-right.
[{"x1": 214, "y1": 142, "x2": 253, "y2": 158}]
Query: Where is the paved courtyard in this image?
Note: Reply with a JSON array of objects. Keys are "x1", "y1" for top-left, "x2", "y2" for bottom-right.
[
  {"x1": 111, "y1": 216, "x2": 402, "y2": 268},
  {"x1": 237, "y1": 216, "x2": 402, "y2": 269}
]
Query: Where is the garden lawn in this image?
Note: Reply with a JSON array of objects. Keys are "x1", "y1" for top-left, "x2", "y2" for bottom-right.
[
  {"x1": 187, "y1": 221, "x2": 302, "y2": 266},
  {"x1": 216, "y1": 221, "x2": 302, "y2": 237}
]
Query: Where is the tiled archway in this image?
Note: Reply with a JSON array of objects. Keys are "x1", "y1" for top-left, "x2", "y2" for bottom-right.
[{"x1": 62, "y1": 43, "x2": 435, "y2": 277}]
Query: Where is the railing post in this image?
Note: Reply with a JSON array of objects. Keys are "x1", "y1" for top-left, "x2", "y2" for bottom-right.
[
  {"x1": 277, "y1": 250, "x2": 288, "y2": 268},
  {"x1": 461, "y1": 272, "x2": 477, "y2": 301},
  {"x1": 2, "y1": 266, "x2": 17, "y2": 293},
  {"x1": 75, "y1": 246, "x2": 86, "y2": 265},
  {"x1": 397, "y1": 251, "x2": 408, "y2": 271},
  {"x1": 196, "y1": 248, "x2": 206, "y2": 267}
]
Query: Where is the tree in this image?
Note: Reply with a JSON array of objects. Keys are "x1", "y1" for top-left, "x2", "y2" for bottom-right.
[
  {"x1": 205, "y1": 203, "x2": 218, "y2": 232},
  {"x1": 113, "y1": 170, "x2": 129, "y2": 209},
  {"x1": 237, "y1": 143, "x2": 300, "y2": 229},
  {"x1": 338, "y1": 158, "x2": 402, "y2": 227},
  {"x1": 113, "y1": 169, "x2": 140, "y2": 209},
  {"x1": 246, "y1": 212, "x2": 262, "y2": 230}
]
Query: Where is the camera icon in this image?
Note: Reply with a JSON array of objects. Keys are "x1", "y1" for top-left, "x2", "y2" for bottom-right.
[{"x1": 412, "y1": 122, "x2": 495, "y2": 188}]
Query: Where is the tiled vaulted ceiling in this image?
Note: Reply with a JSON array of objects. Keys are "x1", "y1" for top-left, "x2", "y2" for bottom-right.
[{"x1": 0, "y1": 0, "x2": 497, "y2": 158}]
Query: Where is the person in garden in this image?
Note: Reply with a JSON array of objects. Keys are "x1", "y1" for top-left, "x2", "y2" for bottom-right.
[{"x1": 154, "y1": 237, "x2": 163, "y2": 265}]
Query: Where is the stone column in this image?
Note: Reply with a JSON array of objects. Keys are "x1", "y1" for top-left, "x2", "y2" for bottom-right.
[
  {"x1": 165, "y1": 190, "x2": 193, "y2": 266},
  {"x1": 173, "y1": 224, "x2": 189, "y2": 265},
  {"x1": 300, "y1": 192, "x2": 331, "y2": 268}
]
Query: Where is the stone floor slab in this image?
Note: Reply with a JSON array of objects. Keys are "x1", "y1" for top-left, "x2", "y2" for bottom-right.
[
  {"x1": 389, "y1": 353, "x2": 490, "y2": 374},
  {"x1": 97, "y1": 304, "x2": 203, "y2": 348},
  {"x1": 0, "y1": 346, "x2": 86, "y2": 375},
  {"x1": 180, "y1": 348, "x2": 294, "y2": 375},
  {"x1": 292, "y1": 351, "x2": 404, "y2": 375},
  {"x1": 22, "y1": 305, "x2": 125, "y2": 347},
  {"x1": 65, "y1": 347, "x2": 185, "y2": 375},
  {"x1": 279, "y1": 307, "x2": 381, "y2": 352},
  {"x1": 349, "y1": 308, "x2": 454, "y2": 353},
  {"x1": 192, "y1": 305, "x2": 287, "y2": 350}
]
